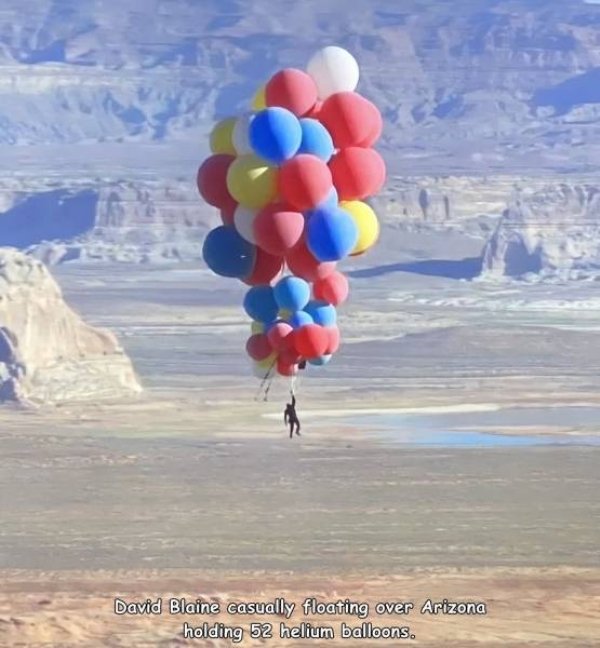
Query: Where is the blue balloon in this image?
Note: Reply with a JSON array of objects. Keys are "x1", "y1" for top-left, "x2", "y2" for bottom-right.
[
  {"x1": 249, "y1": 108, "x2": 302, "y2": 165},
  {"x1": 288, "y1": 310, "x2": 314, "y2": 329},
  {"x1": 243, "y1": 286, "x2": 279, "y2": 323},
  {"x1": 305, "y1": 300, "x2": 337, "y2": 327},
  {"x1": 297, "y1": 118, "x2": 334, "y2": 162},
  {"x1": 308, "y1": 354, "x2": 332, "y2": 366},
  {"x1": 306, "y1": 188, "x2": 338, "y2": 220},
  {"x1": 306, "y1": 206, "x2": 359, "y2": 262},
  {"x1": 203, "y1": 226, "x2": 256, "y2": 279},
  {"x1": 274, "y1": 276, "x2": 311, "y2": 311}
]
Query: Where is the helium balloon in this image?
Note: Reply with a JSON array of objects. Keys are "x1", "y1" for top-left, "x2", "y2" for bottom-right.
[
  {"x1": 306, "y1": 46, "x2": 360, "y2": 100},
  {"x1": 294, "y1": 323, "x2": 329, "y2": 359},
  {"x1": 257, "y1": 352, "x2": 277, "y2": 368},
  {"x1": 306, "y1": 100, "x2": 323, "y2": 119},
  {"x1": 313, "y1": 270, "x2": 349, "y2": 306},
  {"x1": 339, "y1": 200, "x2": 380, "y2": 255},
  {"x1": 252, "y1": 85, "x2": 267, "y2": 111},
  {"x1": 197, "y1": 154, "x2": 235, "y2": 208},
  {"x1": 242, "y1": 247, "x2": 284, "y2": 286},
  {"x1": 277, "y1": 358, "x2": 298, "y2": 377},
  {"x1": 297, "y1": 118, "x2": 334, "y2": 161},
  {"x1": 312, "y1": 187, "x2": 339, "y2": 212},
  {"x1": 274, "y1": 276, "x2": 311, "y2": 311},
  {"x1": 209, "y1": 117, "x2": 237, "y2": 155},
  {"x1": 254, "y1": 203, "x2": 305, "y2": 255},
  {"x1": 243, "y1": 285, "x2": 279, "y2": 323},
  {"x1": 286, "y1": 239, "x2": 337, "y2": 282},
  {"x1": 306, "y1": 206, "x2": 359, "y2": 262},
  {"x1": 309, "y1": 354, "x2": 332, "y2": 366},
  {"x1": 329, "y1": 147, "x2": 386, "y2": 200},
  {"x1": 202, "y1": 226, "x2": 256, "y2": 279},
  {"x1": 267, "y1": 321, "x2": 293, "y2": 351},
  {"x1": 304, "y1": 300, "x2": 337, "y2": 327},
  {"x1": 288, "y1": 310, "x2": 314, "y2": 329},
  {"x1": 226, "y1": 154, "x2": 278, "y2": 209},
  {"x1": 319, "y1": 92, "x2": 381, "y2": 149},
  {"x1": 358, "y1": 104, "x2": 383, "y2": 147},
  {"x1": 278, "y1": 154, "x2": 333, "y2": 211},
  {"x1": 249, "y1": 107, "x2": 302, "y2": 165},
  {"x1": 232, "y1": 113, "x2": 255, "y2": 155},
  {"x1": 233, "y1": 205, "x2": 258, "y2": 244},
  {"x1": 324, "y1": 326, "x2": 341, "y2": 354},
  {"x1": 266, "y1": 68, "x2": 318, "y2": 117},
  {"x1": 246, "y1": 334, "x2": 272, "y2": 362},
  {"x1": 278, "y1": 308, "x2": 292, "y2": 320},
  {"x1": 251, "y1": 320, "x2": 265, "y2": 335},
  {"x1": 220, "y1": 198, "x2": 237, "y2": 226}
]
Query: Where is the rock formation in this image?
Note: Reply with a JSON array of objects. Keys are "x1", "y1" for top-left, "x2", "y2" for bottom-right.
[
  {"x1": 480, "y1": 185, "x2": 600, "y2": 280},
  {"x1": 0, "y1": 248, "x2": 142, "y2": 404}
]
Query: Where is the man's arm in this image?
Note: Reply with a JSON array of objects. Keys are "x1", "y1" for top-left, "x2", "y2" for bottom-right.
[{"x1": 291, "y1": 395, "x2": 296, "y2": 407}]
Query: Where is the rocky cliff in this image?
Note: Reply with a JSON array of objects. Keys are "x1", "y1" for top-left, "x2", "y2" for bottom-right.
[
  {"x1": 480, "y1": 184, "x2": 600, "y2": 280},
  {"x1": 0, "y1": 248, "x2": 142, "y2": 403},
  {"x1": 0, "y1": 1, "x2": 598, "y2": 174}
]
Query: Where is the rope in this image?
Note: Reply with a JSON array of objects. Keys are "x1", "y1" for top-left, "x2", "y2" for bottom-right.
[{"x1": 254, "y1": 356, "x2": 277, "y2": 401}]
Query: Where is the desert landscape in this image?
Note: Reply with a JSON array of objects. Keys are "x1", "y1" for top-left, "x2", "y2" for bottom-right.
[{"x1": 1, "y1": 0, "x2": 600, "y2": 646}]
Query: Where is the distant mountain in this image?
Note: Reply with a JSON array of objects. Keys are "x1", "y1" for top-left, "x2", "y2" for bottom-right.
[{"x1": 0, "y1": 0, "x2": 599, "y2": 174}]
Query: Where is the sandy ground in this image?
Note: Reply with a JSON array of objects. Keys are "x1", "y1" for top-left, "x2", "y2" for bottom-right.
[
  {"x1": 1, "y1": 262, "x2": 600, "y2": 646},
  {"x1": 1, "y1": 568, "x2": 599, "y2": 647}
]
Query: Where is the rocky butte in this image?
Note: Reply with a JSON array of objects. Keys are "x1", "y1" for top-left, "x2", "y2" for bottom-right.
[
  {"x1": 0, "y1": 248, "x2": 142, "y2": 404},
  {"x1": 480, "y1": 185, "x2": 600, "y2": 281}
]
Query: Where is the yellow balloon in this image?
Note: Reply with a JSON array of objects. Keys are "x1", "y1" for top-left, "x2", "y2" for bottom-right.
[
  {"x1": 251, "y1": 320, "x2": 265, "y2": 334},
  {"x1": 257, "y1": 352, "x2": 277, "y2": 368},
  {"x1": 209, "y1": 117, "x2": 236, "y2": 155},
  {"x1": 340, "y1": 200, "x2": 380, "y2": 256},
  {"x1": 278, "y1": 309, "x2": 292, "y2": 320},
  {"x1": 226, "y1": 154, "x2": 278, "y2": 209},
  {"x1": 252, "y1": 85, "x2": 267, "y2": 111}
]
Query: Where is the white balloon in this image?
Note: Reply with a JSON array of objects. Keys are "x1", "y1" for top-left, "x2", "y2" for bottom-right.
[
  {"x1": 307, "y1": 46, "x2": 360, "y2": 100},
  {"x1": 234, "y1": 205, "x2": 257, "y2": 243},
  {"x1": 232, "y1": 112, "x2": 255, "y2": 155}
]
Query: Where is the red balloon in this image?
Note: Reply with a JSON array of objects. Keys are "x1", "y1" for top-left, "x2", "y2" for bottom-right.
[
  {"x1": 277, "y1": 358, "x2": 298, "y2": 377},
  {"x1": 265, "y1": 68, "x2": 318, "y2": 117},
  {"x1": 242, "y1": 248, "x2": 284, "y2": 286},
  {"x1": 324, "y1": 326, "x2": 341, "y2": 355},
  {"x1": 246, "y1": 334, "x2": 272, "y2": 361},
  {"x1": 306, "y1": 100, "x2": 323, "y2": 119},
  {"x1": 329, "y1": 147, "x2": 386, "y2": 201},
  {"x1": 254, "y1": 203, "x2": 305, "y2": 255},
  {"x1": 286, "y1": 239, "x2": 337, "y2": 282},
  {"x1": 279, "y1": 346, "x2": 301, "y2": 365},
  {"x1": 267, "y1": 321, "x2": 293, "y2": 351},
  {"x1": 319, "y1": 92, "x2": 381, "y2": 149},
  {"x1": 294, "y1": 324, "x2": 329, "y2": 359},
  {"x1": 220, "y1": 196, "x2": 237, "y2": 226},
  {"x1": 196, "y1": 154, "x2": 235, "y2": 208},
  {"x1": 358, "y1": 105, "x2": 383, "y2": 147},
  {"x1": 313, "y1": 271, "x2": 349, "y2": 306},
  {"x1": 278, "y1": 154, "x2": 333, "y2": 211}
]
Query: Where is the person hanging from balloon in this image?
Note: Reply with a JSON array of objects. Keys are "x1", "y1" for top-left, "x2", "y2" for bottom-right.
[{"x1": 284, "y1": 391, "x2": 301, "y2": 439}]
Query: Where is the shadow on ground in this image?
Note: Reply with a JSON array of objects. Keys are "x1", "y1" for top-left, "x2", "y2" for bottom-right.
[{"x1": 349, "y1": 257, "x2": 483, "y2": 280}]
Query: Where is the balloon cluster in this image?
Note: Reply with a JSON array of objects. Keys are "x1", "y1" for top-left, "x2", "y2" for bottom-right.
[{"x1": 199, "y1": 46, "x2": 385, "y2": 379}]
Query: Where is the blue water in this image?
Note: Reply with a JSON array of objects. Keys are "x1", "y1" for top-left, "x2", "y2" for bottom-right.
[{"x1": 345, "y1": 407, "x2": 600, "y2": 447}]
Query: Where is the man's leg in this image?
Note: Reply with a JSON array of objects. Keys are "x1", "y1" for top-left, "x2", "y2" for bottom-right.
[
  {"x1": 295, "y1": 419, "x2": 301, "y2": 436},
  {"x1": 289, "y1": 421, "x2": 294, "y2": 438}
]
